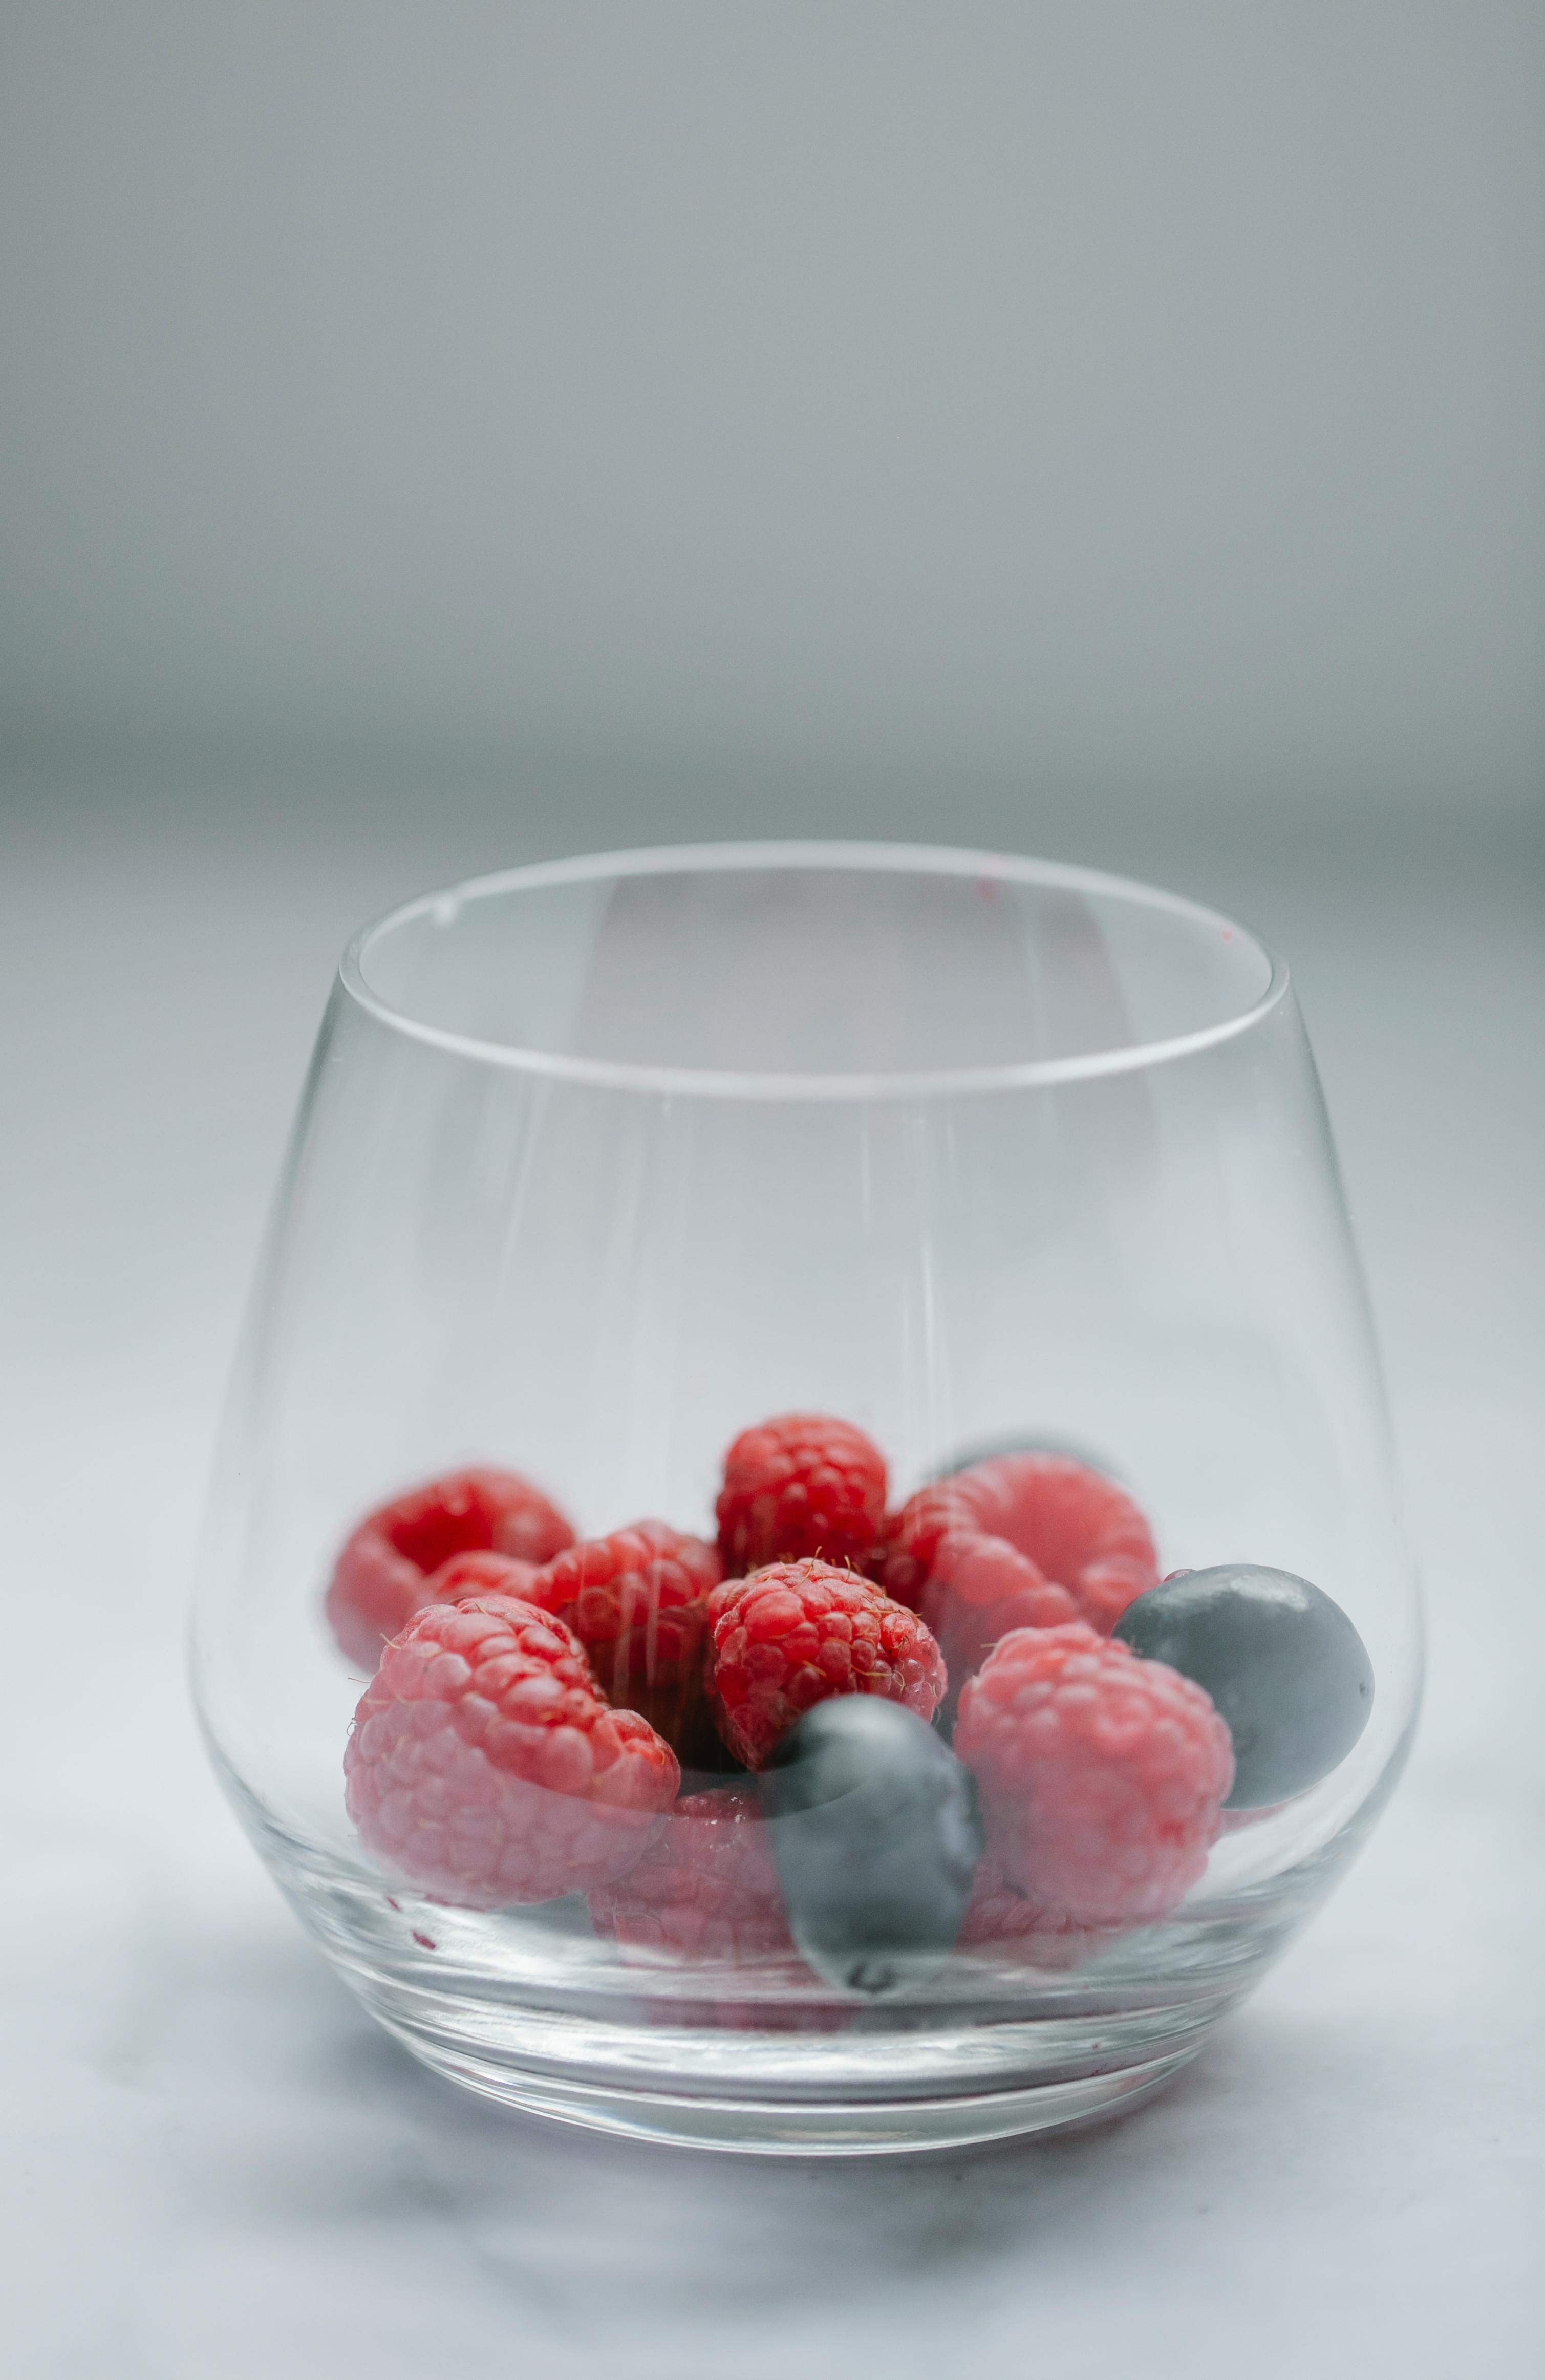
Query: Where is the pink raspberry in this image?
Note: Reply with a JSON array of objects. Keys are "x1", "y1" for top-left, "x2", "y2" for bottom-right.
[
  {"x1": 957, "y1": 1853, "x2": 1115, "y2": 1973},
  {"x1": 716, "y1": 1413, "x2": 888, "y2": 1575},
  {"x1": 327, "y1": 1467, "x2": 576, "y2": 1667},
  {"x1": 706, "y1": 1559, "x2": 946, "y2": 1770},
  {"x1": 420, "y1": 1550, "x2": 542, "y2": 1608},
  {"x1": 343, "y1": 1596, "x2": 679, "y2": 1907},
  {"x1": 955, "y1": 1622, "x2": 1234, "y2": 1927},
  {"x1": 588, "y1": 1782, "x2": 795, "y2": 1960},
  {"x1": 957, "y1": 1452, "x2": 1158, "y2": 1631},
  {"x1": 915, "y1": 1529, "x2": 1081, "y2": 1688},
  {"x1": 878, "y1": 1453, "x2": 1158, "y2": 1686}
]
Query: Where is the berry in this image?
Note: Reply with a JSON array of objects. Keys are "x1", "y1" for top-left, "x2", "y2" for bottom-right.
[
  {"x1": 326, "y1": 1467, "x2": 576, "y2": 1668},
  {"x1": 716, "y1": 1413, "x2": 888, "y2": 1575},
  {"x1": 706, "y1": 1560, "x2": 946, "y2": 1770},
  {"x1": 528, "y1": 1520, "x2": 721, "y2": 1699},
  {"x1": 759, "y1": 1698, "x2": 982, "y2": 1996},
  {"x1": 968, "y1": 1452, "x2": 1158, "y2": 1632},
  {"x1": 876, "y1": 1482, "x2": 977, "y2": 1609},
  {"x1": 1113, "y1": 1564, "x2": 1374, "y2": 1808},
  {"x1": 957, "y1": 1853, "x2": 1113, "y2": 1972},
  {"x1": 588, "y1": 1782, "x2": 793, "y2": 1960},
  {"x1": 526, "y1": 1519, "x2": 723, "y2": 1759},
  {"x1": 915, "y1": 1529, "x2": 1081, "y2": 1691},
  {"x1": 421, "y1": 1550, "x2": 542, "y2": 1607},
  {"x1": 879, "y1": 1452, "x2": 1157, "y2": 1648},
  {"x1": 343, "y1": 1596, "x2": 678, "y2": 1907},
  {"x1": 955, "y1": 1622, "x2": 1234, "y2": 1926}
]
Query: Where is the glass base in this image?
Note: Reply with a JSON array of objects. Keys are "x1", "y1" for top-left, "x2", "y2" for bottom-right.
[
  {"x1": 375, "y1": 2013, "x2": 1205, "y2": 2153},
  {"x1": 222, "y1": 1761, "x2": 1395, "y2": 2159},
  {"x1": 304, "y1": 1900, "x2": 1249, "y2": 2156}
]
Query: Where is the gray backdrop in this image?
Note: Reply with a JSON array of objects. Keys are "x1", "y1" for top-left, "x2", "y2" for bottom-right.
[{"x1": 3, "y1": 0, "x2": 1542, "y2": 849}]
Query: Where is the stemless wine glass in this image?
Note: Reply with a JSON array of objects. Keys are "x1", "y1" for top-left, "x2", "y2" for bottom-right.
[{"x1": 191, "y1": 842, "x2": 1421, "y2": 2153}]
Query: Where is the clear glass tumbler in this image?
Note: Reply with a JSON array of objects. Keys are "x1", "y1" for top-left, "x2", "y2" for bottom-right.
[{"x1": 191, "y1": 842, "x2": 1420, "y2": 2152}]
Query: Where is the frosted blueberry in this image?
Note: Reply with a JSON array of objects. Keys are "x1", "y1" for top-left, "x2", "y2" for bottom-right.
[
  {"x1": 759, "y1": 1698, "x2": 983, "y2": 1996},
  {"x1": 1113, "y1": 1563, "x2": 1374, "y2": 1808}
]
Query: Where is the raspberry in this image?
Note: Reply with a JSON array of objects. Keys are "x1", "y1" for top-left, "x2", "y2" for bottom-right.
[
  {"x1": 327, "y1": 1467, "x2": 576, "y2": 1668},
  {"x1": 526, "y1": 1520, "x2": 723, "y2": 1757},
  {"x1": 588, "y1": 1782, "x2": 794, "y2": 1960},
  {"x1": 528, "y1": 1520, "x2": 721, "y2": 1699},
  {"x1": 421, "y1": 1550, "x2": 542, "y2": 1608},
  {"x1": 954, "y1": 1622, "x2": 1234, "y2": 1927},
  {"x1": 957, "y1": 1853, "x2": 1115, "y2": 1972},
  {"x1": 916, "y1": 1529, "x2": 1081, "y2": 1688},
  {"x1": 716, "y1": 1413, "x2": 888, "y2": 1575},
  {"x1": 343, "y1": 1595, "x2": 679, "y2": 1907},
  {"x1": 879, "y1": 1452, "x2": 1157, "y2": 1665},
  {"x1": 960, "y1": 1452, "x2": 1158, "y2": 1631},
  {"x1": 874, "y1": 1483, "x2": 974, "y2": 1610},
  {"x1": 706, "y1": 1559, "x2": 946, "y2": 1770}
]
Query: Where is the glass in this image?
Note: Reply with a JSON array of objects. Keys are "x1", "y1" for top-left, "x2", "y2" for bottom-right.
[{"x1": 190, "y1": 842, "x2": 1421, "y2": 2153}]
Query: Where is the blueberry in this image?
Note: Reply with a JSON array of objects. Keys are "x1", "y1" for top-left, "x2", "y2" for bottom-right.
[
  {"x1": 1113, "y1": 1564, "x2": 1374, "y2": 1808},
  {"x1": 758, "y1": 1698, "x2": 983, "y2": 1996}
]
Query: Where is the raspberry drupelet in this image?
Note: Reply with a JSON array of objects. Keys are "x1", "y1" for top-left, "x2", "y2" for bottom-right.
[
  {"x1": 588, "y1": 1782, "x2": 794, "y2": 1961},
  {"x1": 706, "y1": 1559, "x2": 946, "y2": 1770},
  {"x1": 913, "y1": 1529, "x2": 1081, "y2": 1693},
  {"x1": 955, "y1": 1621, "x2": 1234, "y2": 1928},
  {"x1": 956, "y1": 1852, "x2": 1117, "y2": 1973},
  {"x1": 327, "y1": 1467, "x2": 576, "y2": 1668},
  {"x1": 963, "y1": 1452, "x2": 1159, "y2": 1633},
  {"x1": 420, "y1": 1550, "x2": 542, "y2": 1609},
  {"x1": 716, "y1": 1413, "x2": 888, "y2": 1576},
  {"x1": 877, "y1": 1452, "x2": 1159, "y2": 1696},
  {"x1": 526, "y1": 1520, "x2": 723, "y2": 1756},
  {"x1": 528, "y1": 1520, "x2": 721, "y2": 1701},
  {"x1": 343, "y1": 1595, "x2": 679, "y2": 1907}
]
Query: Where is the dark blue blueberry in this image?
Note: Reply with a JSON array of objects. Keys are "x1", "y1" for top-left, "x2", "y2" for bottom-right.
[
  {"x1": 1113, "y1": 1564, "x2": 1374, "y2": 1808},
  {"x1": 758, "y1": 1698, "x2": 983, "y2": 1996}
]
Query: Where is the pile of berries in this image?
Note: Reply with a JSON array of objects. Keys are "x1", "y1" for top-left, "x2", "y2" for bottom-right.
[{"x1": 335, "y1": 1413, "x2": 1372, "y2": 1993}]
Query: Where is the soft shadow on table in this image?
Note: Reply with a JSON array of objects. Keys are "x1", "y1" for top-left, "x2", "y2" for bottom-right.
[
  {"x1": 143, "y1": 1908, "x2": 1453, "y2": 2380},
  {"x1": 128, "y1": 1707, "x2": 1541, "y2": 2379}
]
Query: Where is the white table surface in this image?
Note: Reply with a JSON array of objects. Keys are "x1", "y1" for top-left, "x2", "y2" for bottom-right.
[{"x1": 3, "y1": 793, "x2": 1541, "y2": 2378}]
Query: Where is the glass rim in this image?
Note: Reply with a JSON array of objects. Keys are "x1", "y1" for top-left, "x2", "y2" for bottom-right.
[{"x1": 339, "y1": 839, "x2": 1291, "y2": 1101}]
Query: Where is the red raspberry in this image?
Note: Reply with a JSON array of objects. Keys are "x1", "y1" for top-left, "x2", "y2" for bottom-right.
[
  {"x1": 879, "y1": 1452, "x2": 1157, "y2": 1648},
  {"x1": 706, "y1": 1559, "x2": 946, "y2": 1769},
  {"x1": 874, "y1": 1482, "x2": 974, "y2": 1610},
  {"x1": 955, "y1": 1622, "x2": 1234, "y2": 1927},
  {"x1": 327, "y1": 1467, "x2": 576, "y2": 1668},
  {"x1": 588, "y1": 1782, "x2": 795, "y2": 1960},
  {"x1": 526, "y1": 1520, "x2": 722, "y2": 1756},
  {"x1": 420, "y1": 1550, "x2": 542, "y2": 1608},
  {"x1": 528, "y1": 1521, "x2": 721, "y2": 1698},
  {"x1": 716, "y1": 1413, "x2": 888, "y2": 1575},
  {"x1": 343, "y1": 1596, "x2": 678, "y2": 1907}
]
